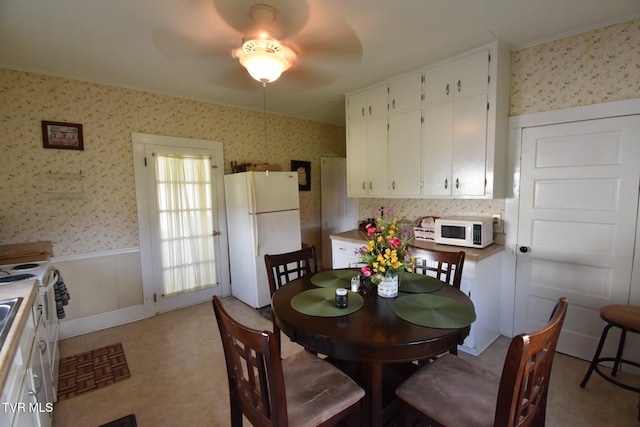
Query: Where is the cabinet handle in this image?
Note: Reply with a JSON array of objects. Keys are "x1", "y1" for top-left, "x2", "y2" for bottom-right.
[
  {"x1": 368, "y1": 106, "x2": 372, "y2": 115},
  {"x1": 39, "y1": 337, "x2": 47, "y2": 354},
  {"x1": 31, "y1": 374, "x2": 43, "y2": 394},
  {"x1": 455, "y1": 178, "x2": 460, "y2": 189},
  {"x1": 361, "y1": 107, "x2": 365, "y2": 117},
  {"x1": 392, "y1": 181, "x2": 396, "y2": 190},
  {"x1": 457, "y1": 80, "x2": 461, "y2": 92},
  {"x1": 446, "y1": 83, "x2": 449, "y2": 96},
  {"x1": 444, "y1": 179, "x2": 448, "y2": 189},
  {"x1": 362, "y1": 181, "x2": 366, "y2": 190},
  {"x1": 369, "y1": 182, "x2": 373, "y2": 190},
  {"x1": 392, "y1": 99, "x2": 396, "y2": 109}
]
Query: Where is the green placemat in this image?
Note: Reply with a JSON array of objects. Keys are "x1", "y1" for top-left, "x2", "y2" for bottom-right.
[
  {"x1": 399, "y1": 271, "x2": 443, "y2": 293},
  {"x1": 291, "y1": 288, "x2": 364, "y2": 317},
  {"x1": 311, "y1": 270, "x2": 359, "y2": 288},
  {"x1": 392, "y1": 294, "x2": 476, "y2": 329}
]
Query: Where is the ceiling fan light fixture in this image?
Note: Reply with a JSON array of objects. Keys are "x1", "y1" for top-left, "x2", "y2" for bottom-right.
[{"x1": 237, "y1": 38, "x2": 293, "y2": 84}]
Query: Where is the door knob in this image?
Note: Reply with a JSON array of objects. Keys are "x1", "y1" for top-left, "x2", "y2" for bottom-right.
[{"x1": 519, "y1": 246, "x2": 530, "y2": 254}]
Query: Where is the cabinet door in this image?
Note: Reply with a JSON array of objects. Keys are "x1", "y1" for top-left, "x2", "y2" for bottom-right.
[
  {"x1": 389, "y1": 72, "x2": 422, "y2": 113},
  {"x1": 367, "y1": 84, "x2": 389, "y2": 119},
  {"x1": 453, "y1": 50, "x2": 489, "y2": 98},
  {"x1": 424, "y1": 62, "x2": 452, "y2": 104},
  {"x1": 347, "y1": 90, "x2": 368, "y2": 122},
  {"x1": 389, "y1": 109, "x2": 422, "y2": 196},
  {"x1": 422, "y1": 102, "x2": 453, "y2": 196},
  {"x1": 367, "y1": 117, "x2": 389, "y2": 196},
  {"x1": 347, "y1": 121, "x2": 369, "y2": 196},
  {"x1": 452, "y1": 93, "x2": 488, "y2": 196}
]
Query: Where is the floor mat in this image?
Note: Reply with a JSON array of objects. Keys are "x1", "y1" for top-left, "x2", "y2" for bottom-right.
[
  {"x1": 99, "y1": 414, "x2": 137, "y2": 427},
  {"x1": 57, "y1": 342, "x2": 131, "y2": 401}
]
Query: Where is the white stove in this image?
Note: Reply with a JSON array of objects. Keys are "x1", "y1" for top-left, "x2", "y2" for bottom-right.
[{"x1": 0, "y1": 260, "x2": 49, "y2": 284}]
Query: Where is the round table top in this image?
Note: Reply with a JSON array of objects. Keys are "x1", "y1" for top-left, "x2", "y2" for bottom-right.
[{"x1": 271, "y1": 270, "x2": 475, "y2": 363}]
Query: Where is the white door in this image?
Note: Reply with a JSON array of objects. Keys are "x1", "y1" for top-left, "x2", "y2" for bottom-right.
[
  {"x1": 132, "y1": 133, "x2": 230, "y2": 315},
  {"x1": 515, "y1": 115, "x2": 640, "y2": 360},
  {"x1": 321, "y1": 158, "x2": 359, "y2": 269}
]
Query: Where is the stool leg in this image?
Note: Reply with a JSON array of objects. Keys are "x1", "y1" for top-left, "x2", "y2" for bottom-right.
[
  {"x1": 612, "y1": 328, "x2": 626, "y2": 377},
  {"x1": 581, "y1": 323, "x2": 613, "y2": 388}
]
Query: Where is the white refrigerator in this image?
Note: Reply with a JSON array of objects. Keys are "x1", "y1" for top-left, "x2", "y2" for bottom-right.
[{"x1": 224, "y1": 171, "x2": 302, "y2": 308}]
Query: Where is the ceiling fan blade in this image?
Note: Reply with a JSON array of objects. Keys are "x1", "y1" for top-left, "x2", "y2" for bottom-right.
[
  {"x1": 287, "y1": 18, "x2": 362, "y2": 64},
  {"x1": 280, "y1": 63, "x2": 340, "y2": 89},
  {"x1": 152, "y1": 28, "x2": 236, "y2": 59}
]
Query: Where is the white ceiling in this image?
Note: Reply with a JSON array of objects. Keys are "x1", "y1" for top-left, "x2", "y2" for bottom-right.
[{"x1": 1, "y1": 0, "x2": 639, "y2": 126}]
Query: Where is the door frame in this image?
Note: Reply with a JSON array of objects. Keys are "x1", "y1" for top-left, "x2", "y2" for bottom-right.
[
  {"x1": 132, "y1": 133, "x2": 231, "y2": 317},
  {"x1": 502, "y1": 98, "x2": 640, "y2": 337}
]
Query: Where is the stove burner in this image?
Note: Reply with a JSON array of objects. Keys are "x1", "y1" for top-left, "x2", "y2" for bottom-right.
[
  {"x1": 11, "y1": 263, "x2": 41, "y2": 271},
  {"x1": 0, "y1": 273, "x2": 35, "y2": 283}
]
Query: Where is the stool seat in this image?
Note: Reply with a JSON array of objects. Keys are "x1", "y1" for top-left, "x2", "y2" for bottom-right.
[
  {"x1": 582, "y1": 304, "x2": 640, "y2": 421},
  {"x1": 600, "y1": 304, "x2": 640, "y2": 331}
]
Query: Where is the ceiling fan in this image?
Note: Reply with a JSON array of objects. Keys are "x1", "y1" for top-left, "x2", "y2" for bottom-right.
[
  {"x1": 152, "y1": 0, "x2": 362, "y2": 90},
  {"x1": 231, "y1": 4, "x2": 296, "y2": 85}
]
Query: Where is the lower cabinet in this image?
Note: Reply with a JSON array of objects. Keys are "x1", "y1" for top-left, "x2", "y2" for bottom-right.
[
  {"x1": 1, "y1": 298, "x2": 53, "y2": 427},
  {"x1": 331, "y1": 238, "x2": 363, "y2": 269},
  {"x1": 405, "y1": 247, "x2": 503, "y2": 356}
]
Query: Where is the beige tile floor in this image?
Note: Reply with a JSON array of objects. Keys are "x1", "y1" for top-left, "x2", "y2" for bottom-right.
[{"x1": 52, "y1": 297, "x2": 639, "y2": 426}]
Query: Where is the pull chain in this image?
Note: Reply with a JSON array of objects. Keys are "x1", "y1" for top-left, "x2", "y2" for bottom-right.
[{"x1": 262, "y1": 82, "x2": 268, "y2": 164}]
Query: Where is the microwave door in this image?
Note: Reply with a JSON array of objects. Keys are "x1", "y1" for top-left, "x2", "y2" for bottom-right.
[{"x1": 442, "y1": 225, "x2": 466, "y2": 240}]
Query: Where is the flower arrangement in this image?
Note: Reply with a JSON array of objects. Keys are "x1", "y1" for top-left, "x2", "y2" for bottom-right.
[{"x1": 358, "y1": 208, "x2": 415, "y2": 285}]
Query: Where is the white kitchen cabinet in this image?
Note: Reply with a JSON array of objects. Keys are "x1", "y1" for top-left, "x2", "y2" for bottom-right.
[
  {"x1": 422, "y1": 44, "x2": 509, "y2": 198},
  {"x1": 424, "y1": 49, "x2": 489, "y2": 104},
  {"x1": 346, "y1": 42, "x2": 509, "y2": 199},
  {"x1": 347, "y1": 118, "x2": 388, "y2": 196},
  {"x1": 411, "y1": 247, "x2": 502, "y2": 356},
  {"x1": 347, "y1": 84, "x2": 388, "y2": 123},
  {"x1": 423, "y1": 93, "x2": 488, "y2": 196},
  {"x1": 331, "y1": 238, "x2": 363, "y2": 269},
  {"x1": 388, "y1": 109, "x2": 422, "y2": 196},
  {"x1": 1, "y1": 297, "x2": 53, "y2": 427},
  {"x1": 388, "y1": 72, "x2": 423, "y2": 114}
]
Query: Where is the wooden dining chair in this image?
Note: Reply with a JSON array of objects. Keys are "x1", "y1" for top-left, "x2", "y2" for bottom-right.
[
  {"x1": 212, "y1": 296, "x2": 364, "y2": 427},
  {"x1": 413, "y1": 248, "x2": 466, "y2": 360},
  {"x1": 396, "y1": 297, "x2": 568, "y2": 427},
  {"x1": 264, "y1": 245, "x2": 318, "y2": 347},
  {"x1": 413, "y1": 248, "x2": 465, "y2": 289}
]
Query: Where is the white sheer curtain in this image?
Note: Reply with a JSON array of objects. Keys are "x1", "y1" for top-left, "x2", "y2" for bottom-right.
[{"x1": 155, "y1": 153, "x2": 216, "y2": 296}]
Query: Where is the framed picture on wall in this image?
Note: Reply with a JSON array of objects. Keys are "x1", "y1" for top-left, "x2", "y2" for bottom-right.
[
  {"x1": 291, "y1": 160, "x2": 311, "y2": 191},
  {"x1": 42, "y1": 121, "x2": 84, "y2": 150}
]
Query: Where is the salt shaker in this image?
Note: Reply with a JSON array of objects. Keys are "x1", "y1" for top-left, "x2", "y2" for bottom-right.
[
  {"x1": 350, "y1": 276, "x2": 360, "y2": 292},
  {"x1": 335, "y1": 288, "x2": 348, "y2": 308}
]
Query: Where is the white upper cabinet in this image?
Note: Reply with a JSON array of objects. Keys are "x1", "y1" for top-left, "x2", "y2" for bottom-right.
[
  {"x1": 347, "y1": 117, "x2": 389, "y2": 197},
  {"x1": 345, "y1": 42, "x2": 510, "y2": 199},
  {"x1": 388, "y1": 72, "x2": 423, "y2": 114},
  {"x1": 388, "y1": 109, "x2": 422, "y2": 196},
  {"x1": 347, "y1": 84, "x2": 388, "y2": 122}
]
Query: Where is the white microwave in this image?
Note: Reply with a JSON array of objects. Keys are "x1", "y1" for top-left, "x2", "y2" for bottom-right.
[{"x1": 434, "y1": 216, "x2": 494, "y2": 248}]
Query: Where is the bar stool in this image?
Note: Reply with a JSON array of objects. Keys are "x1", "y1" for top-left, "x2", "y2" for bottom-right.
[{"x1": 580, "y1": 304, "x2": 640, "y2": 420}]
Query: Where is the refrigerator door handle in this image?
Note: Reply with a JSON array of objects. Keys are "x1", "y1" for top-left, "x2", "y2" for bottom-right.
[
  {"x1": 252, "y1": 215, "x2": 259, "y2": 257},
  {"x1": 248, "y1": 172, "x2": 257, "y2": 214}
]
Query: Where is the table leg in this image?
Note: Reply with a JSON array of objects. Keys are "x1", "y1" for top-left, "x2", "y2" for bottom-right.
[{"x1": 361, "y1": 361, "x2": 384, "y2": 427}]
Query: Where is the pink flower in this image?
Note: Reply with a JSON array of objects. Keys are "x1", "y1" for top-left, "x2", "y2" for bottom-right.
[
  {"x1": 361, "y1": 266, "x2": 372, "y2": 276},
  {"x1": 388, "y1": 237, "x2": 402, "y2": 248},
  {"x1": 365, "y1": 223, "x2": 377, "y2": 237}
]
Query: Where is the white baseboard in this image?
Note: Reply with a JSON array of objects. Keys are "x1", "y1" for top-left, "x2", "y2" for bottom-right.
[{"x1": 58, "y1": 304, "x2": 152, "y2": 339}]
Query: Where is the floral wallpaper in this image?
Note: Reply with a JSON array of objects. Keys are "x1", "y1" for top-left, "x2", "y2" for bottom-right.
[
  {"x1": 510, "y1": 18, "x2": 640, "y2": 116},
  {"x1": 1, "y1": 18, "x2": 638, "y2": 256},
  {"x1": 0, "y1": 69, "x2": 345, "y2": 256}
]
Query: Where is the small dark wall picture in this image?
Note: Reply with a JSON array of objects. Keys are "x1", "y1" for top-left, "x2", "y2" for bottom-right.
[
  {"x1": 291, "y1": 160, "x2": 311, "y2": 191},
  {"x1": 42, "y1": 121, "x2": 84, "y2": 150}
]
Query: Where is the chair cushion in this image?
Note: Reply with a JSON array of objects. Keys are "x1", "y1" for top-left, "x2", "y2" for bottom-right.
[
  {"x1": 283, "y1": 351, "x2": 365, "y2": 426},
  {"x1": 396, "y1": 354, "x2": 500, "y2": 427}
]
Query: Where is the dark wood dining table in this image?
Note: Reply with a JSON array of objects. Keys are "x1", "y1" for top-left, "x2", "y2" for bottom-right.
[{"x1": 271, "y1": 270, "x2": 474, "y2": 427}]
